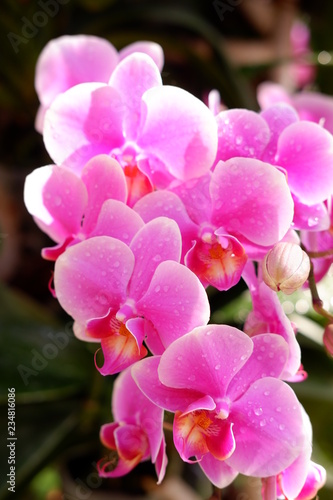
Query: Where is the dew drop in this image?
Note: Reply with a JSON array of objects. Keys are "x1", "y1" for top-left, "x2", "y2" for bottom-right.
[
  {"x1": 263, "y1": 391, "x2": 270, "y2": 396},
  {"x1": 188, "y1": 374, "x2": 196, "y2": 382},
  {"x1": 155, "y1": 285, "x2": 161, "y2": 293},
  {"x1": 214, "y1": 364, "x2": 221, "y2": 371},
  {"x1": 259, "y1": 419, "x2": 266, "y2": 427},
  {"x1": 276, "y1": 406, "x2": 282, "y2": 413},
  {"x1": 113, "y1": 261, "x2": 120, "y2": 268},
  {"x1": 153, "y1": 254, "x2": 161, "y2": 262},
  {"x1": 279, "y1": 424, "x2": 285, "y2": 431},
  {"x1": 254, "y1": 407, "x2": 263, "y2": 416}
]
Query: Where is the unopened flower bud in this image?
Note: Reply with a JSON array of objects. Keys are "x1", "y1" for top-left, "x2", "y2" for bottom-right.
[
  {"x1": 323, "y1": 323, "x2": 333, "y2": 357},
  {"x1": 262, "y1": 242, "x2": 310, "y2": 295}
]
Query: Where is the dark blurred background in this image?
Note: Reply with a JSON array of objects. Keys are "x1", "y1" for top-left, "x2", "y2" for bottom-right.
[{"x1": 1, "y1": 1, "x2": 333, "y2": 498}]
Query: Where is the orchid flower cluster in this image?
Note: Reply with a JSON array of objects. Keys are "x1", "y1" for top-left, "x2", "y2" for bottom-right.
[{"x1": 24, "y1": 35, "x2": 333, "y2": 499}]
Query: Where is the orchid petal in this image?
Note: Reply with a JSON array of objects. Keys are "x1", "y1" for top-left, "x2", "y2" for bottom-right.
[
  {"x1": 35, "y1": 35, "x2": 118, "y2": 107},
  {"x1": 171, "y1": 173, "x2": 213, "y2": 224},
  {"x1": 211, "y1": 158, "x2": 294, "y2": 246},
  {"x1": 133, "y1": 190, "x2": 198, "y2": 261},
  {"x1": 157, "y1": 325, "x2": 253, "y2": 398},
  {"x1": 131, "y1": 356, "x2": 204, "y2": 412},
  {"x1": 293, "y1": 196, "x2": 330, "y2": 231},
  {"x1": 215, "y1": 109, "x2": 270, "y2": 162},
  {"x1": 24, "y1": 164, "x2": 87, "y2": 243},
  {"x1": 199, "y1": 454, "x2": 238, "y2": 489},
  {"x1": 81, "y1": 155, "x2": 128, "y2": 233},
  {"x1": 155, "y1": 435, "x2": 168, "y2": 484},
  {"x1": 128, "y1": 217, "x2": 182, "y2": 300},
  {"x1": 243, "y1": 280, "x2": 301, "y2": 380},
  {"x1": 257, "y1": 82, "x2": 293, "y2": 110},
  {"x1": 227, "y1": 334, "x2": 289, "y2": 401},
  {"x1": 54, "y1": 236, "x2": 134, "y2": 323},
  {"x1": 260, "y1": 103, "x2": 299, "y2": 163},
  {"x1": 109, "y1": 53, "x2": 162, "y2": 140},
  {"x1": 44, "y1": 83, "x2": 124, "y2": 172},
  {"x1": 119, "y1": 41, "x2": 164, "y2": 71},
  {"x1": 136, "y1": 261, "x2": 210, "y2": 349},
  {"x1": 138, "y1": 86, "x2": 218, "y2": 181},
  {"x1": 227, "y1": 378, "x2": 305, "y2": 477},
  {"x1": 276, "y1": 121, "x2": 333, "y2": 204},
  {"x1": 112, "y1": 366, "x2": 164, "y2": 439},
  {"x1": 90, "y1": 199, "x2": 144, "y2": 244}
]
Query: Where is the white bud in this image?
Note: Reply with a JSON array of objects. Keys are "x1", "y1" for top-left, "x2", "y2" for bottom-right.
[{"x1": 262, "y1": 242, "x2": 310, "y2": 295}]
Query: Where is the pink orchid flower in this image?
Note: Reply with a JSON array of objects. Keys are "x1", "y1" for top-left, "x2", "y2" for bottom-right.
[
  {"x1": 23, "y1": 154, "x2": 143, "y2": 260},
  {"x1": 98, "y1": 365, "x2": 167, "y2": 483},
  {"x1": 132, "y1": 325, "x2": 307, "y2": 489},
  {"x1": 214, "y1": 104, "x2": 333, "y2": 232},
  {"x1": 35, "y1": 34, "x2": 164, "y2": 132},
  {"x1": 42, "y1": 52, "x2": 218, "y2": 205},
  {"x1": 54, "y1": 217, "x2": 210, "y2": 374},
  {"x1": 134, "y1": 155, "x2": 294, "y2": 290},
  {"x1": 257, "y1": 81, "x2": 333, "y2": 134}
]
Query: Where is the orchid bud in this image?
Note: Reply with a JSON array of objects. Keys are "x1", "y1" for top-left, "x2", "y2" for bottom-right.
[
  {"x1": 323, "y1": 323, "x2": 333, "y2": 357},
  {"x1": 262, "y1": 242, "x2": 310, "y2": 295}
]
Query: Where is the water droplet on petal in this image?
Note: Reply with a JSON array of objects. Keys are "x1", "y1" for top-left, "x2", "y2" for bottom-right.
[
  {"x1": 260, "y1": 419, "x2": 266, "y2": 427},
  {"x1": 279, "y1": 424, "x2": 285, "y2": 431},
  {"x1": 214, "y1": 364, "x2": 221, "y2": 370}
]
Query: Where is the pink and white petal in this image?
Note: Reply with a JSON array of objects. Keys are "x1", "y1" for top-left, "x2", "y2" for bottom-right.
[
  {"x1": 35, "y1": 35, "x2": 118, "y2": 106},
  {"x1": 215, "y1": 109, "x2": 270, "y2": 162},
  {"x1": 171, "y1": 173, "x2": 213, "y2": 225},
  {"x1": 136, "y1": 261, "x2": 210, "y2": 348},
  {"x1": 211, "y1": 158, "x2": 294, "y2": 246},
  {"x1": 54, "y1": 236, "x2": 134, "y2": 323},
  {"x1": 257, "y1": 82, "x2": 293, "y2": 110},
  {"x1": 109, "y1": 53, "x2": 162, "y2": 141},
  {"x1": 260, "y1": 103, "x2": 299, "y2": 163},
  {"x1": 35, "y1": 104, "x2": 47, "y2": 134},
  {"x1": 44, "y1": 83, "x2": 125, "y2": 172},
  {"x1": 131, "y1": 356, "x2": 204, "y2": 412},
  {"x1": 73, "y1": 320, "x2": 100, "y2": 343},
  {"x1": 157, "y1": 325, "x2": 253, "y2": 397},
  {"x1": 133, "y1": 190, "x2": 198, "y2": 261},
  {"x1": 111, "y1": 364, "x2": 163, "y2": 436},
  {"x1": 119, "y1": 41, "x2": 164, "y2": 72},
  {"x1": 293, "y1": 196, "x2": 330, "y2": 231},
  {"x1": 227, "y1": 378, "x2": 305, "y2": 477},
  {"x1": 243, "y1": 280, "x2": 301, "y2": 380},
  {"x1": 227, "y1": 334, "x2": 289, "y2": 401},
  {"x1": 90, "y1": 199, "x2": 144, "y2": 244},
  {"x1": 199, "y1": 454, "x2": 238, "y2": 489},
  {"x1": 155, "y1": 435, "x2": 168, "y2": 484},
  {"x1": 81, "y1": 155, "x2": 127, "y2": 233},
  {"x1": 24, "y1": 165, "x2": 87, "y2": 243},
  {"x1": 128, "y1": 217, "x2": 182, "y2": 300},
  {"x1": 96, "y1": 332, "x2": 148, "y2": 376},
  {"x1": 138, "y1": 86, "x2": 218, "y2": 181},
  {"x1": 276, "y1": 121, "x2": 333, "y2": 204},
  {"x1": 293, "y1": 91, "x2": 333, "y2": 133}
]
